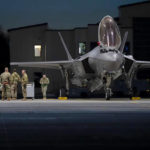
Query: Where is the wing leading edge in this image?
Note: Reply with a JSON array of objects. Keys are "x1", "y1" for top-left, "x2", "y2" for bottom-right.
[
  {"x1": 124, "y1": 55, "x2": 150, "y2": 82},
  {"x1": 124, "y1": 55, "x2": 150, "y2": 70},
  {"x1": 10, "y1": 60, "x2": 74, "y2": 69},
  {"x1": 135, "y1": 60, "x2": 150, "y2": 68}
]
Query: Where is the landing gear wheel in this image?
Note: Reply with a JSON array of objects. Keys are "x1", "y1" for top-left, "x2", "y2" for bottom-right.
[
  {"x1": 59, "y1": 88, "x2": 67, "y2": 97},
  {"x1": 129, "y1": 89, "x2": 133, "y2": 100},
  {"x1": 105, "y1": 88, "x2": 111, "y2": 100}
]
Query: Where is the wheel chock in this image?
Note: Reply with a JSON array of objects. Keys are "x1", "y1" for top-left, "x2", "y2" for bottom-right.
[
  {"x1": 131, "y1": 97, "x2": 141, "y2": 100},
  {"x1": 58, "y1": 97, "x2": 68, "y2": 100}
]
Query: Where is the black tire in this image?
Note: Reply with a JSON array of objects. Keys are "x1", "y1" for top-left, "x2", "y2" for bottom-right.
[
  {"x1": 106, "y1": 96, "x2": 110, "y2": 100},
  {"x1": 105, "y1": 89, "x2": 110, "y2": 100},
  {"x1": 129, "y1": 89, "x2": 133, "y2": 100},
  {"x1": 60, "y1": 88, "x2": 66, "y2": 97}
]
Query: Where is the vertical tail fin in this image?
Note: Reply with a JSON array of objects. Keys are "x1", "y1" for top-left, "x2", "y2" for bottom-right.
[
  {"x1": 58, "y1": 32, "x2": 73, "y2": 61},
  {"x1": 120, "y1": 31, "x2": 128, "y2": 53}
]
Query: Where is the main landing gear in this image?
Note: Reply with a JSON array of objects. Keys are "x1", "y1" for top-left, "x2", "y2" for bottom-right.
[
  {"x1": 103, "y1": 74, "x2": 112, "y2": 100},
  {"x1": 105, "y1": 88, "x2": 112, "y2": 100}
]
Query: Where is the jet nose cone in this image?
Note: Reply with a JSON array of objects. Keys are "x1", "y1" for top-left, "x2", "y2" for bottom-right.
[
  {"x1": 107, "y1": 52, "x2": 124, "y2": 71},
  {"x1": 107, "y1": 52, "x2": 120, "y2": 62},
  {"x1": 111, "y1": 53, "x2": 121, "y2": 62}
]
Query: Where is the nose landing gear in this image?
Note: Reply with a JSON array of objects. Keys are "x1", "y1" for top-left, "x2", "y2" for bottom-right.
[{"x1": 103, "y1": 74, "x2": 113, "y2": 100}]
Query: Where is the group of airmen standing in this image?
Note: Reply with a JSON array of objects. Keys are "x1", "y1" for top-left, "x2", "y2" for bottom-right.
[{"x1": 0, "y1": 67, "x2": 50, "y2": 100}]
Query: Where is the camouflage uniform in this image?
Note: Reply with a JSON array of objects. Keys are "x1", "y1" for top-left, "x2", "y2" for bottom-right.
[
  {"x1": 1, "y1": 72, "x2": 11, "y2": 100},
  {"x1": 21, "y1": 73, "x2": 28, "y2": 99},
  {"x1": 10, "y1": 72, "x2": 20, "y2": 99},
  {"x1": 40, "y1": 77, "x2": 49, "y2": 99}
]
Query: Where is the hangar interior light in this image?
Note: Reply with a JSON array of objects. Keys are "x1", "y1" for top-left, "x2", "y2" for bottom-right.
[
  {"x1": 79, "y1": 42, "x2": 86, "y2": 55},
  {"x1": 34, "y1": 45, "x2": 41, "y2": 57}
]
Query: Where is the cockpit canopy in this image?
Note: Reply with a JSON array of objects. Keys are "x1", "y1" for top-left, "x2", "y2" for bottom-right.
[{"x1": 98, "y1": 15, "x2": 121, "y2": 50}]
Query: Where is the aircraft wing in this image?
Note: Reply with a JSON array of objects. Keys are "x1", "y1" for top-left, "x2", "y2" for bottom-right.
[
  {"x1": 135, "y1": 60, "x2": 150, "y2": 68},
  {"x1": 123, "y1": 55, "x2": 150, "y2": 90},
  {"x1": 10, "y1": 60, "x2": 74, "y2": 69},
  {"x1": 124, "y1": 55, "x2": 150, "y2": 72}
]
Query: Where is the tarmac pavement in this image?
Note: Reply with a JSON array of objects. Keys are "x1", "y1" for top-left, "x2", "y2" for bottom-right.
[{"x1": 0, "y1": 99, "x2": 150, "y2": 149}]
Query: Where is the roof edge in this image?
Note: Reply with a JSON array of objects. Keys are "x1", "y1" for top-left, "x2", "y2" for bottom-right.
[
  {"x1": 119, "y1": 1, "x2": 150, "y2": 8},
  {"x1": 46, "y1": 27, "x2": 87, "y2": 32},
  {"x1": 8, "y1": 23, "x2": 48, "y2": 32}
]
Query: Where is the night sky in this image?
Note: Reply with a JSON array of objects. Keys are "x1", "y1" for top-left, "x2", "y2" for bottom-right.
[{"x1": 0, "y1": 0, "x2": 147, "y2": 30}]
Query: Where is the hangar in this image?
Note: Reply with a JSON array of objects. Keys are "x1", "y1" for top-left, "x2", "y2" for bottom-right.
[{"x1": 8, "y1": 1, "x2": 150, "y2": 97}]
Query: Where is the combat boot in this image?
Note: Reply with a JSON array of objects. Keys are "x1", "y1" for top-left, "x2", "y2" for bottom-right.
[
  {"x1": 22, "y1": 98, "x2": 27, "y2": 101},
  {"x1": 7, "y1": 98, "x2": 11, "y2": 101},
  {"x1": 43, "y1": 97, "x2": 47, "y2": 100}
]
